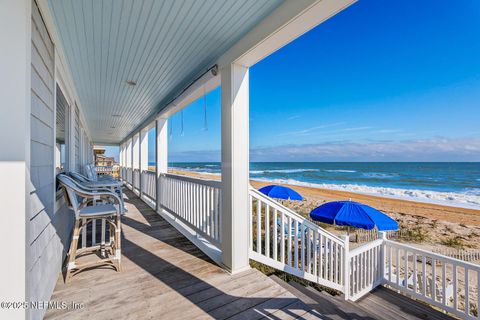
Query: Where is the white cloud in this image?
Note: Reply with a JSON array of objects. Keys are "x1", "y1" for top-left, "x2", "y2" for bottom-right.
[
  {"x1": 169, "y1": 137, "x2": 480, "y2": 162},
  {"x1": 276, "y1": 122, "x2": 346, "y2": 137},
  {"x1": 250, "y1": 137, "x2": 480, "y2": 162},
  {"x1": 336, "y1": 126, "x2": 372, "y2": 132}
]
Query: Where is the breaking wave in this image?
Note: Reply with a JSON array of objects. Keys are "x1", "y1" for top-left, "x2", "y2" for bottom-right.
[{"x1": 253, "y1": 178, "x2": 480, "y2": 209}]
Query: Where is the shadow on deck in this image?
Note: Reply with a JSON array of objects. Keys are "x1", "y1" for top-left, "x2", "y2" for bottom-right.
[{"x1": 45, "y1": 190, "x2": 331, "y2": 319}]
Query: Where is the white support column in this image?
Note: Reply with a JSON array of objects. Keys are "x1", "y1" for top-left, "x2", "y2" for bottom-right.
[
  {"x1": 132, "y1": 133, "x2": 140, "y2": 193},
  {"x1": 126, "y1": 138, "x2": 132, "y2": 181},
  {"x1": 119, "y1": 143, "x2": 124, "y2": 180},
  {"x1": 155, "y1": 118, "x2": 168, "y2": 212},
  {"x1": 220, "y1": 63, "x2": 250, "y2": 274},
  {"x1": 132, "y1": 133, "x2": 140, "y2": 170},
  {"x1": 119, "y1": 143, "x2": 122, "y2": 166},
  {"x1": 139, "y1": 127, "x2": 149, "y2": 197},
  {"x1": 0, "y1": 1, "x2": 30, "y2": 318},
  {"x1": 123, "y1": 142, "x2": 128, "y2": 168}
]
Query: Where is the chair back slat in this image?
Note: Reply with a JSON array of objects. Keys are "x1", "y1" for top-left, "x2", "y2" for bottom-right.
[
  {"x1": 70, "y1": 171, "x2": 89, "y2": 183},
  {"x1": 85, "y1": 164, "x2": 97, "y2": 181},
  {"x1": 57, "y1": 174, "x2": 82, "y2": 217}
]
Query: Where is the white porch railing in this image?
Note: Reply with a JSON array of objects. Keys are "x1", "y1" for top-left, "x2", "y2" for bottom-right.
[
  {"x1": 125, "y1": 167, "x2": 132, "y2": 185},
  {"x1": 132, "y1": 168, "x2": 140, "y2": 191},
  {"x1": 158, "y1": 173, "x2": 222, "y2": 247},
  {"x1": 348, "y1": 239, "x2": 384, "y2": 301},
  {"x1": 249, "y1": 187, "x2": 346, "y2": 292},
  {"x1": 119, "y1": 166, "x2": 479, "y2": 318},
  {"x1": 384, "y1": 240, "x2": 480, "y2": 320},
  {"x1": 140, "y1": 170, "x2": 156, "y2": 201}
]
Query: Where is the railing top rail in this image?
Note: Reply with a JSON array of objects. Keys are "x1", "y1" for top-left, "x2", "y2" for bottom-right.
[
  {"x1": 349, "y1": 238, "x2": 383, "y2": 256},
  {"x1": 249, "y1": 187, "x2": 343, "y2": 243},
  {"x1": 385, "y1": 239, "x2": 480, "y2": 270},
  {"x1": 161, "y1": 172, "x2": 222, "y2": 189}
]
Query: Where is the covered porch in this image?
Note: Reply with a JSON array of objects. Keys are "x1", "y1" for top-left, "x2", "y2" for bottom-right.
[
  {"x1": 46, "y1": 189, "x2": 320, "y2": 319},
  {"x1": 0, "y1": 0, "x2": 475, "y2": 319}
]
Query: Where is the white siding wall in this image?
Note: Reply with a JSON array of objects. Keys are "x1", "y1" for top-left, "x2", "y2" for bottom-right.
[{"x1": 28, "y1": 2, "x2": 74, "y2": 319}]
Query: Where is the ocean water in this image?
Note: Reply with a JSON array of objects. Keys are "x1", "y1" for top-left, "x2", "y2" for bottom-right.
[{"x1": 162, "y1": 162, "x2": 480, "y2": 209}]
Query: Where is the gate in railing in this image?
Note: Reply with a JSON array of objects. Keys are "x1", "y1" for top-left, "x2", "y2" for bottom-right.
[
  {"x1": 158, "y1": 173, "x2": 222, "y2": 247},
  {"x1": 347, "y1": 239, "x2": 384, "y2": 301},
  {"x1": 141, "y1": 170, "x2": 156, "y2": 201},
  {"x1": 249, "y1": 188, "x2": 347, "y2": 292}
]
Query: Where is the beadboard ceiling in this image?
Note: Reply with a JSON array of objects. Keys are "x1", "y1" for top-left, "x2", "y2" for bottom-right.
[{"x1": 48, "y1": 0, "x2": 283, "y2": 144}]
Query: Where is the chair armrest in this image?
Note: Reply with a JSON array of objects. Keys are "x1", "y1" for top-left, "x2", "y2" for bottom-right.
[
  {"x1": 77, "y1": 191, "x2": 123, "y2": 215},
  {"x1": 92, "y1": 192, "x2": 124, "y2": 215}
]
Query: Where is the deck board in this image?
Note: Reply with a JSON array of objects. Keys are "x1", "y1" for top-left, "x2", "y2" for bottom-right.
[{"x1": 45, "y1": 190, "x2": 320, "y2": 320}]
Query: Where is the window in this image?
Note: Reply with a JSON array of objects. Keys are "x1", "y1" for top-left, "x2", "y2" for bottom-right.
[{"x1": 55, "y1": 84, "x2": 69, "y2": 174}]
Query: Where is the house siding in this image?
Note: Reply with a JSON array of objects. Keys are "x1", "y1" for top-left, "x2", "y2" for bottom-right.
[
  {"x1": 74, "y1": 105, "x2": 80, "y2": 172},
  {"x1": 28, "y1": 2, "x2": 74, "y2": 319}
]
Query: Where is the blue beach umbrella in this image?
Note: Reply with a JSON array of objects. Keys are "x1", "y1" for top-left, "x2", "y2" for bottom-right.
[
  {"x1": 259, "y1": 185, "x2": 303, "y2": 201},
  {"x1": 310, "y1": 201, "x2": 398, "y2": 231}
]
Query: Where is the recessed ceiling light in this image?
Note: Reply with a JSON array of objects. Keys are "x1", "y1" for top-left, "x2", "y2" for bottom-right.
[{"x1": 126, "y1": 80, "x2": 137, "y2": 86}]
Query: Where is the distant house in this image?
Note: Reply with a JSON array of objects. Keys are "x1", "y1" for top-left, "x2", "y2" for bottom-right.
[
  {"x1": 94, "y1": 148, "x2": 115, "y2": 166},
  {"x1": 94, "y1": 147, "x2": 118, "y2": 175}
]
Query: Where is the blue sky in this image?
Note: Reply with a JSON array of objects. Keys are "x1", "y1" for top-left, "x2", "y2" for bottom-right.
[{"x1": 105, "y1": 0, "x2": 480, "y2": 163}]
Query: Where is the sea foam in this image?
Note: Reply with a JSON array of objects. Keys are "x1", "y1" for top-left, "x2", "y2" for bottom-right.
[
  {"x1": 250, "y1": 169, "x2": 319, "y2": 174},
  {"x1": 254, "y1": 178, "x2": 480, "y2": 209}
]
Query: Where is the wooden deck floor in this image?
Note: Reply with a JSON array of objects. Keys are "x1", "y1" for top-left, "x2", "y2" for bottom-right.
[
  {"x1": 280, "y1": 276, "x2": 455, "y2": 320},
  {"x1": 45, "y1": 190, "x2": 323, "y2": 320}
]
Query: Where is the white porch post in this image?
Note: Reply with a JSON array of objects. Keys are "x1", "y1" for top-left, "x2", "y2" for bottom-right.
[
  {"x1": 119, "y1": 144, "x2": 122, "y2": 166},
  {"x1": 124, "y1": 141, "x2": 129, "y2": 168},
  {"x1": 132, "y1": 133, "x2": 140, "y2": 169},
  {"x1": 0, "y1": 1, "x2": 30, "y2": 318},
  {"x1": 155, "y1": 118, "x2": 168, "y2": 212},
  {"x1": 139, "y1": 127, "x2": 149, "y2": 198},
  {"x1": 220, "y1": 63, "x2": 250, "y2": 274},
  {"x1": 132, "y1": 133, "x2": 140, "y2": 193},
  {"x1": 120, "y1": 143, "x2": 124, "y2": 166},
  {"x1": 120, "y1": 143, "x2": 125, "y2": 180},
  {"x1": 126, "y1": 138, "x2": 132, "y2": 186}
]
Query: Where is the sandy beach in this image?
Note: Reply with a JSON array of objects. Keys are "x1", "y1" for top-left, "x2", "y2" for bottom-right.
[{"x1": 169, "y1": 168, "x2": 480, "y2": 250}]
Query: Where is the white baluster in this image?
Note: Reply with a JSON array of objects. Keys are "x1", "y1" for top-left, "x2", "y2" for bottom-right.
[
  {"x1": 307, "y1": 228, "x2": 311, "y2": 274},
  {"x1": 432, "y1": 258, "x2": 436, "y2": 301},
  {"x1": 422, "y1": 256, "x2": 427, "y2": 297},
  {"x1": 281, "y1": 212, "x2": 285, "y2": 264},
  {"x1": 294, "y1": 220, "x2": 299, "y2": 269},
  {"x1": 453, "y1": 265, "x2": 458, "y2": 310},
  {"x1": 465, "y1": 268, "x2": 470, "y2": 315},
  {"x1": 442, "y1": 262, "x2": 446, "y2": 306},
  {"x1": 256, "y1": 200, "x2": 261, "y2": 254},
  {"x1": 273, "y1": 209, "x2": 278, "y2": 262},
  {"x1": 265, "y1": 205, "x2": 270, "y2": 258},
  {"x1": 288, "y1": 216, "x2": 292, "y2": 266}
]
